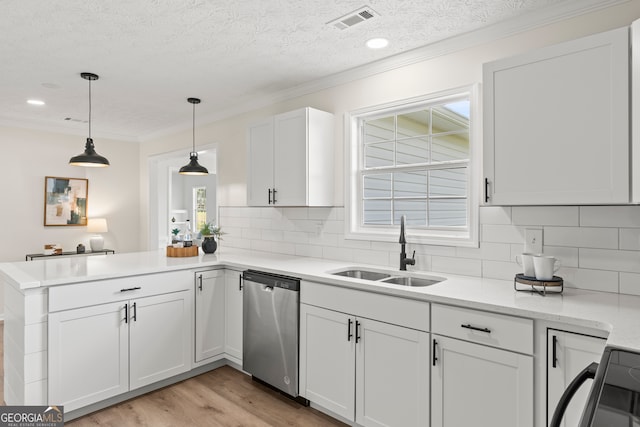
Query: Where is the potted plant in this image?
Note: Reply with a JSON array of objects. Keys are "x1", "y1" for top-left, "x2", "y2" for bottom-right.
[
  {"x1": 199, "y1": 222, "x2": 224, "y2": 254},
  {"x1": 171, "y1": 228, "x2": 181, "y2": 244}
]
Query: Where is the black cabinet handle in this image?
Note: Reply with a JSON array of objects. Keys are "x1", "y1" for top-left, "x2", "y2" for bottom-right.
[
  {"x1": 124, "y1": 303, "x2": 128, "y2": 324},
  {"x1": 198, "y1": 274, "x2": 203, "y2": 291},
  {"x1": 272, "y1": 188, "x2": 277, "y2": 204},
  {"x1": 461, "y1": 324, "x2": 491, "y2": 333},
  {"x1": 132, "y1": 302, "x2": 137, "y2": 322},
  {"x1": 347, "y1": 319, "x2": 353, "y2": 341},
  {"x1": 268, "y1": 188, "x2": 272, "y2": 204},
  {"x1": 552, "y1": 335, "x2": 558, "y2": 368},
  {"x1": 355, "y1": 320, "x2": 361, "y2": 343},
  {"x1": 432, "y1": 339, "x2": 438, "y2": 366},
  {"x1": 120, "y1": 286, "x2": 141, "y2": 293},
  {"x1": 239, "y1": 274, "x2": 243, "y2": 291},
  {"x1": 484, "y1": 178, "x2": 490, "y2": 203}
]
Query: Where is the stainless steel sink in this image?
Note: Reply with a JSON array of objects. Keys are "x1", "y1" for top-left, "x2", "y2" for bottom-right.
[
  {"x1": 332, "y1": 269, "x2": 391, "y2": 281},
  {"x1": 330, "y1": 268, "x2": 444, "y2": 287},
  {"x1": 381, "y1": 276, "x2": 443, "y2": 287}
]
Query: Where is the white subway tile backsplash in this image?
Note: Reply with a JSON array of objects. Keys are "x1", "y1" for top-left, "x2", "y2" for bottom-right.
[
  {"x1": 580, "y1": 206, "x2": 640, "y2": 228},
  {"x1": 295, "y1": 244, "x2": 323, "y2": 258},
  {"x1": 482, "y1": 260, "x2": 520, "y2": 281},
  {"x1": 543, "y1": 246, "x2": 579, "y2": 268},
  {"x1": 619, "y1": 228, "x2": 640, "y2": 250},
  {"x1": 560, "y1": 268, "x2": 618, "y2": 293},
  {"x1": 432, "y1": 256, "x2": 482, "y2": 277},
  {"x1": 580, "y1": 248, "x2": 640, "y2": 274},
  {"x1": 620, "y1": 272, "x2": 640, "y2": 296},
  {"x1": 482, "y1": 224, "x2": 524, "y2": 244},
  {"x1": 220, "y1": 206, "x2": 639, "y2": 295},
  {"x1": 353, "y1": 249, "x2": 391, "y2": 266},
  {"x1": 456, "y1": 242, "x2": 511, "y2": 261},
  {"x1": 479, "y1": 206, "x2": 512, "y2": 225},
  {"x1": 544, "y1": 227, "x2": 618, "y2": 249},
  {"x1": 512, "y1": 206, "x2": 579, "y2": 226}
]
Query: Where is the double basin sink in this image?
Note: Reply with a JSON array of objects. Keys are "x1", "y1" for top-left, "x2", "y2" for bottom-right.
[{"x1": 330, "y1": 268, "x2": 444, "y2": 287}]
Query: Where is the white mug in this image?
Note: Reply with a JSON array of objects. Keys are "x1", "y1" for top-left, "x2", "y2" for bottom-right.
[
  {"x1": 515, "y1": 252, "x2": 538, "y2": 277},
  {"x1": 533, "y1": 255, "x2": 561, "y2": 281}
]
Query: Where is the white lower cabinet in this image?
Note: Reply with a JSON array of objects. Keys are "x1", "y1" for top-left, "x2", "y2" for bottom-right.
[
  {"x1": 431, "y1": 304, "x2": 534, "y2": 427},
  {"x1": 431, "y1": 335, "x2": 534, "y2": 427},
  {"x1": 49, "y1": 289, "x2": 192, "y2": 412},
  {"x1": 300, "y1": 303, "x2": 429, "y2": 427},
  {"x1": 546, "y1": 330, "x2": 606, "y2": 427},
  {"x1": 194, "y1": 269, "x2": 225, "y2": 363},
  {"x1": 224, "y1": 269, "x2": 243, "y2": 362}
]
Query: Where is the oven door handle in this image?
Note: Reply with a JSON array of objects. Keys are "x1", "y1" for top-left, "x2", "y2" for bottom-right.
[{"x1": 549, "y1": 362, "x2": 599, "y2": 427}]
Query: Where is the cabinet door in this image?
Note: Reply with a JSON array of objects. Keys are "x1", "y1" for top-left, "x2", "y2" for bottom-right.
[
  {"x1": 274, "y1": 108, "x2": 308, "y2": 206},
  {"x1": 194, "y1": 270, "x2": 225, "y2": 363},
  {"x1": 224, "y1": 269, "x2": 243, "y2": 362},
  {"x1": 432, "y1": 335, "x2": 533, "y2": 427},
  {"x1": 547, "y1": 330, "x2": 606, "y2": 427},
  {"x1": 356, "y1": 318, "x2": 429, "y2": 427},
  {"x1": 299, "y1": 304, "x2": 356, "y2": 421},
  {"x1": 484, "y1": 27, "x2": 629, "y2": 205},
  {"x1": 129, "y1": 291, "x2": 192, "y2": 390},
  {"x1": 247, "y1": 117, "x2": 274, "y2": 206},
  {"x1": 48, "y1": 301, "x2": 128, "y2": 411}
]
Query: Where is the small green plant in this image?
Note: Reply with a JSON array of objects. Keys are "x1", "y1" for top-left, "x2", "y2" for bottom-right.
[
  {"x1": 171, "y1": 228, "x2": 180, "y2": 236},
  {"x1": 200, "y1": 222, "x2": 225, "y2": 239}
]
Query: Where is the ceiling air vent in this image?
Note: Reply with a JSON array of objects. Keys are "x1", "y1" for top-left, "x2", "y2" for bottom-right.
[{"x1": 328, "y1": 6, "x2": 379, "y2": 30}]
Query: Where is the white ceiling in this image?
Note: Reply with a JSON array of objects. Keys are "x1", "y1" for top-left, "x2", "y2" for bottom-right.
[{"x1": 0, "y1": 0, "x2": 622, "y2": 142}]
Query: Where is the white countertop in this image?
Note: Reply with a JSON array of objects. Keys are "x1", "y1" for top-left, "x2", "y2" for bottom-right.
[{"x1": 2, "y1": 247, "x2": 639, "y2": 352}]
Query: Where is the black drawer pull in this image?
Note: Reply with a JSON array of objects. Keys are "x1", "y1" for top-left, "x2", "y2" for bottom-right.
[
  {"x1": 239, "y1": 274, "x2": 243, "y2": 291},
  {"x1": 198, "y1": 275, "x2": 203, "y2": 291},
  {"x1": 132, "y1": 302, "x2": 137, "y2": 322},
  {"x1": 484, "y1": 178, "x2": 490, "y2": 203},
  {"x1": 432, "y1": 339, "x2": 438, "y2": 366},
  {"x1": 461, "y1": 324, "x2": 491, "y2": 333},
  {"x1": 355, "y1": 320, "x2": 361, "y2": 343},
  {"x1": 124, "y1": 303, "x2": 128, "y2": 324},
  {"x1": 552, "y1": 335, "x2": 558, "y2": 368},
  {"x1": 268, "y1": 188, "x2": 272, "y2": 204},
  {"x1": 120, "y1": 286, "x2": 141, "y2": 293},
  {"x1": 347, "y1": 319, "x2": 353, "y2": 341}
]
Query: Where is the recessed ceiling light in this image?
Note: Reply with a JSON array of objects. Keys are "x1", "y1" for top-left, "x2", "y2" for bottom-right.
[
  {"x1": 27, "y1": 99, "x2": 45, "y2": 106},
  {"x1": 366, "y1": 38, "x2": 389, "y2": 49}
]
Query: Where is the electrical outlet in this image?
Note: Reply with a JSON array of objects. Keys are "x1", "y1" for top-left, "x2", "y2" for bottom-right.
[{"x1": 524, "y1": 228, "x2": 543, "y2": 254}]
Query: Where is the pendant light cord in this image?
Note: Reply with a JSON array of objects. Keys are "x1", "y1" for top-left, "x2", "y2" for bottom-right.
[
  {"x1": 88, "y1": 77, "x2": 92, "y2": 139},
  {"x1": 192, "y1": 101, "x2": 196, "y2": 153}
]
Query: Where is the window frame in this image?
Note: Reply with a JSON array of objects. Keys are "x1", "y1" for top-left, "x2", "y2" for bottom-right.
[{"x1": 344, "y1": 84, "x2": 480, "y2": 247}]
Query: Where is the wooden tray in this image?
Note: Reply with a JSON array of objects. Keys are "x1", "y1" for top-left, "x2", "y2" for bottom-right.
[{"x1": 166, "y1": 245, "x2": 199, "y2": 257}]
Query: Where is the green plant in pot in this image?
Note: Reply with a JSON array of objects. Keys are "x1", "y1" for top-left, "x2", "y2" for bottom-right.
[
  {"x1": 199, "y1": 222, "x2": 224, "y2": 254},
  {"x1": 171, "y1": 228, "x2": 181, "y2": 244}
]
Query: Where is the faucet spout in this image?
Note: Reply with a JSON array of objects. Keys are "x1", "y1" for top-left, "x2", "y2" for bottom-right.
[{"x1": 399, "y1": 215, "x2": 415, "y2": 270}]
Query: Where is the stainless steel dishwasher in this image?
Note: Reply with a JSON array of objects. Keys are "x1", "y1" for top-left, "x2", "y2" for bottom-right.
[{"x1": 242, "y1": 270, "x2": 301, "y2": 398}]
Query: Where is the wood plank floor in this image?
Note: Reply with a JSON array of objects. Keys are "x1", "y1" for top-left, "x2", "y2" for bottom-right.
[{"x1": 0, "y1": 323, "x2": 345, "y2": 426}]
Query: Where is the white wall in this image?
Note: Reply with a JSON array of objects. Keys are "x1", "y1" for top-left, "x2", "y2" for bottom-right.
[{"x1": 0, "y1": 126, "x2": 141, "y2": 317}]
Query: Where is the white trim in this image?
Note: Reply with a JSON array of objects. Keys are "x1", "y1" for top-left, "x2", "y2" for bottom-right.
[{"x1": 344, "y1": 85, "x2": 480, "y2": 247}]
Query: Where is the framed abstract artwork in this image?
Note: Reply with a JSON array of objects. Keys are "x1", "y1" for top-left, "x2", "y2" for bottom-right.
[{"x1": 44, "y1": 176, "x2": 88, "y2": 226}]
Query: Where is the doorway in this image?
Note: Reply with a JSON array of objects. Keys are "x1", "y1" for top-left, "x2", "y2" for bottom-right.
[{"x1": 148, "y1": 145, "x2": 217, "y2": 249}]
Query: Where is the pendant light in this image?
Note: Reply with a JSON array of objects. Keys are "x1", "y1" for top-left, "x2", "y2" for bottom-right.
[
  {"x1": 179, "y1": 97, "x2": 208, "y2": 175},
  {"x1": 69, "y1": 72, "x2": 110, "y2": 167}
]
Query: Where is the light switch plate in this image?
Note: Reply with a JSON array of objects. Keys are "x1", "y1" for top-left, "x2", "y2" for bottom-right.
[{"x1": 524, "y1": 228, "x2": 543, "y2": 254}]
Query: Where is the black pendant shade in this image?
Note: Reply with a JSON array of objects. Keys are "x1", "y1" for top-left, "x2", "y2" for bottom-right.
[
  {"x1": 69, "y1": 138, "x2": 110, "y2": 167},
  {"x1": 179, "y1": 97, "x2": 208, "y2": 175},
  {"x1": 69, "y1": 72, "x2": 109, "y2": 167}
]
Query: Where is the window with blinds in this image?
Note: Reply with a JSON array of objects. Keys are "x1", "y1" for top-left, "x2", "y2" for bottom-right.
[{"x1": 347, "y1": 87, "x2": 478, "y2": 246}]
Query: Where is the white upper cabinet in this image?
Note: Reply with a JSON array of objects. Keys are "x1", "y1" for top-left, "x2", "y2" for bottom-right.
[
  {"x1": 247, "y1": 107, "x2": 334, "y2": 207},
  {"x1": 484, "y1": 27, "x2": 629, "y2": 205}
]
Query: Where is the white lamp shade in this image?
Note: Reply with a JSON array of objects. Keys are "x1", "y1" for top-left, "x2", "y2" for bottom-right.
[{"x1": 87, "y1": 218, "x2": 108, "y2": 233}]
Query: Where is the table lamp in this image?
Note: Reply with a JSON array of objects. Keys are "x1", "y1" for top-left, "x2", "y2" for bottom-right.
[{"x1": 87, "y1": 218, "x2": 108, "y2": 251}]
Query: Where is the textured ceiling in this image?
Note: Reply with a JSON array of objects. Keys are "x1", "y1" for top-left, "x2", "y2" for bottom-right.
[{"x1": 0, "y1": 0, "x2": 620, "y2": 141}]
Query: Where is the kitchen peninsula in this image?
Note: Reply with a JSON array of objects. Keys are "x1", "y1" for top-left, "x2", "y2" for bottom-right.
[{"x1": 2, "y1": 249, "x2": 640, "y2": 425}]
